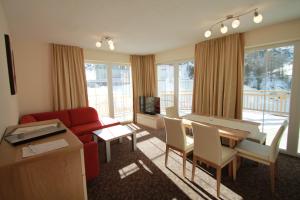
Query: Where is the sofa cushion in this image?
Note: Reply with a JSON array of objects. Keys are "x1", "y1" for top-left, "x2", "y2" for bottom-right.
[
  {"x1": 20, "y1": 115, "x2": 37, "y2": 124},
  {"x1": 78, "y1": 134, "x2": 93, "y2": 144},
  {"x1": 69, "y1": 107, "x2": 99, "y2": 126},
  {"x1": 84, "y1": 141, "x2": 99, "y2": 180},
  {"x1": 70, "y1": 121, "x2": 103, "y2": 136},
  {"x1": 32, "y1": 111, "x2": 71, "y2": 127}
]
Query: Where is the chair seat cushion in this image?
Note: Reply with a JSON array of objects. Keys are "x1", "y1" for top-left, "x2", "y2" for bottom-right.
[
  {"x1": 221, "y1": 146, "x2": 237, "y2": 166},
  {"x1": 185, "y1": 135, "x2": 194, "y2": 152},
  {"x1": 235, "y1": 140, "x2": 271, "y2": 162},
  {"x1": 246, "y1": 132, "x2": 267, "y2": 144},
  {"x1": 71, "y1": 121, "x2": 103, "y2": 136}
]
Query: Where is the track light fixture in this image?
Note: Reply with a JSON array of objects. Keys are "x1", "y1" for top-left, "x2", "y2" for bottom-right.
[
  {"x1": 204, "y1": 8, "x2": 263, "y2": 38},
  {"x1": 220, "y1": 24, "x2": 228, "y2": 34},
  {"x1": 253, "y1": 10, "x2": 263, "y2": 23},
  {"x1": 96, "y1": 37, "x2": 115, "y2": 51}
]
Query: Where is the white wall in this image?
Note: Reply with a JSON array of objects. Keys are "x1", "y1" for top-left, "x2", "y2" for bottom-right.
[
  {"x1": 0, "y1": 2, "x2": 19, "y2": 138},
  {"x1": 13, "y1": 45, "x2": 130, "y2": 116},
  {"x1": 13, "y1": 39, "x2": 52, "y2": 115},
  {"x1": 84, "y1": 49, "x2": 130, "y2": 64},
  {"x1": 155, "y1": 45, "x2": 194, "y2": 64}
]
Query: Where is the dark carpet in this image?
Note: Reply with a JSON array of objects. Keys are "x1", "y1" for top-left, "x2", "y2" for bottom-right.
[{"x1": 87, "y1": 125, "x2": 300, "y2": 200}]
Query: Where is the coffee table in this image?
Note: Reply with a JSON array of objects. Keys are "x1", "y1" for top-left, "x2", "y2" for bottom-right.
[{"x1": 92, "y1": 124, "x2": 137, "y2": 162}]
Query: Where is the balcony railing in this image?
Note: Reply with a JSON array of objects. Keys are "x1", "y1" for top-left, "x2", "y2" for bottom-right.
[{"x1": 243, "y1": 90, "x2": 290, "y2": 114}]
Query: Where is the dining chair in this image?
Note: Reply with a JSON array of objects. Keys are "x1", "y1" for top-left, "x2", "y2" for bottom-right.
[
  {"x1": 166, "y1": 106, "x2": 179, "y2": 118},
  {"x1": 163, "y1": 117, "x2": 194, "y2": 177},
  {"x1": 235, "y1": 120, "x2": 288, "y2": 192},
  {"x1": 191, "y1": 122, "x2": 237, "y2": 197}
]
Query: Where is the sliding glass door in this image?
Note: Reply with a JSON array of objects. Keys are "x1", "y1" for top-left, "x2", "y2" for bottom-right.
[
  {"x1": 85, "y1": 63, "x2": 110, "y2": 117},
  {"x1": 157, "y1": 64, "x2": 175, "y2": 114},
  {"x1": 178, "y1": 61, "x2": 194, "y2": 116},
  {"x1": 112, "y1": 65, "x2": 133, "y2": 121},
  {"x1": 243, "y1": 45, "x2": 294, "y2": 149},
  {"x1": 85, "y1": 63, "x2": 133, "y2": 122},
  {"x1": 157, "y1": 60, "x2": 194, "y2": 116}
]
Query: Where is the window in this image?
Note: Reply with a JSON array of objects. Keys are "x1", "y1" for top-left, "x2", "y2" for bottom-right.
[
  {"x1": 178, "y1": 61, "x2": 194, "y2": 116},
  {"x1": 85, "y1": 63, "x2": 109, "y2": 117},
  {"x1": 112, "y1": 65, "x2": 133, "y2": 121},
  {"x1": 243, "y1": 45, "x2": 294, "y2": 150},
  {"x1": 157, "y1": 60, "x2": 194, "y2": 116},
  {"x1": 157, "y1": 64, "x2": 175, "y2": 114},
  {"x1": 85, "y1": 63, "x2": 133, "y2": 122}
]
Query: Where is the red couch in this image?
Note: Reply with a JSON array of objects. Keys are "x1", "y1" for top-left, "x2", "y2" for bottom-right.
[{"x1": 20, "y1": 107, "x2": 120, "y2": 180}]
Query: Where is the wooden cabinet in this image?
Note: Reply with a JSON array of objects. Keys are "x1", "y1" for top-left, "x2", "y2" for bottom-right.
[
  {"x1": 137, "y1": 113, "x2": 164, "y2": 129},
  {"x1": 0, "y1": 120, "x2": 87, "y2": 200}
]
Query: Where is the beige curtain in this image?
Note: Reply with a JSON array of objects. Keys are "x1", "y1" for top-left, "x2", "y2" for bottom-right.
[
  {"x1": 130, "y1": 55, "x2": 157, "y2": 122},
  {"x1": 52, "y1": 44, "x2": 88, "y2": 111},
  {"x1": 192, "y1": 33, "x2": 244, "y2": 119}
]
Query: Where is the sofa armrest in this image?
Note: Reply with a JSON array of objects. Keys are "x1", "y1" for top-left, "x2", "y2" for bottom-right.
[
  {"x1": 20, "y1": 115, "x2": 37, "y2": 124},
  {"x1": 83, "y1": 141, "x2": 99, "y2": 180}
]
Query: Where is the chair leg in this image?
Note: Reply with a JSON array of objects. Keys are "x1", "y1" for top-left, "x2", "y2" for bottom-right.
[
  {"x1": 270, "y1": 163, "x2": 275, "y2": 193},
  {"x1": 275, "y1": 160, "x2": 278, "y2": 179},
  {"x1": 233, "y1": 157, "x2": 237, "y2": 181},
  {"x1": 183, "y1": 152, "x2": 187, "y2": 177},
  {"x1": 191, "y1": 157, "x2": 196, "y2": 182},
  {"x1": 216, "y1": 167, "x2": 221, "y2": 197},
  {"x1": 165, "y1": 145, "x2": 169, "y2": 167}
]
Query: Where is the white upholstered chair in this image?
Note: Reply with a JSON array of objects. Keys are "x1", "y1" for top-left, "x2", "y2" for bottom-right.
[
  {"x1": 191, "y1": 122, "x2": 237, "y2": 197},
  {"x1": 164, "y1": 117, "x2": 194, "y2": 177},
  {"x1": 235, "y1": 120, "x2": 288, "y2": 192},
  {"x1": 166, "y1": 106, "x2": 179, "y2": 118}
]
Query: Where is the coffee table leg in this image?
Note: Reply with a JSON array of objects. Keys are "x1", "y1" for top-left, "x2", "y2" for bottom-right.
[
  {"x1": 131, "y1": 133, "x2": 137, "y2": 151},
  {"x1": 93, "y1": 134, "x2": 98, "y2": 143},
  {"x1": 105, "y1": 141, "x2": 111, "y2": 162},
  {"x1": 119, "y1": 138, "x2": 123, "y2": 143}
]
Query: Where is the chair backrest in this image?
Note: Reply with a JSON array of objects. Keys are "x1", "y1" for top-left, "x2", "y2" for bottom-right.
[
  {"x1": 269, "y1": 120, "x2": 288, "y2": 162},
  {"x1": 166, "y1": 106, "x2": 179, "y2": 118},
  {"x1": 192, "y1": 122, "x2": 222, "y2": 165},
  {"x1": 163, "y1": 117, "x2": 186, "y2": 150}
]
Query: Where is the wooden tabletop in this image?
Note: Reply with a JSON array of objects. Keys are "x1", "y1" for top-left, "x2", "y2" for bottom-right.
[
  {"x1": 0, "y1": 119, "x2": 82, "y2": 167},
  {"x1": 182, "y1": 119, "x2": 249, "y2": 141},
  {"x1": 93, "y1": 124, "x2": 135, "y2": 142}
]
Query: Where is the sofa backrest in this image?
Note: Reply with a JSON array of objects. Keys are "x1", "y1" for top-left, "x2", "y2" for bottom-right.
[
  {"x1": 31, "y1": 110, "x2": 72, "y2": 127},
  {"x1": 20, "y1": 107, "x2": 100, "y2": 128},
  {"x1": 69, "y1": 107, "x2": 99, "y2": 126}
]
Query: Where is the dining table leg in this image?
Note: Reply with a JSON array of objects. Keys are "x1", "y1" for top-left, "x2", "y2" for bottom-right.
[{"x1": 228, "y1": 139, "x2": 236, "y2": 177}]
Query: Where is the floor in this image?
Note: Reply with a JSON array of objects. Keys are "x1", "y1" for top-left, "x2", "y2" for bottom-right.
[{"x1": 87, "y1": 125, "x2": 300, "y2": 200}]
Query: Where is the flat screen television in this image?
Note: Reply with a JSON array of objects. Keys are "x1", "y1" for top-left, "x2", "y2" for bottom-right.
[{"x1": 139, "y1": 96, "x2": 160, "y2": 115}]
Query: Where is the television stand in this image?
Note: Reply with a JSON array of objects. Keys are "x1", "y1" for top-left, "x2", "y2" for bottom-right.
[{"x1": 136, "y1": 113, "x2": 164, "y2": 130}]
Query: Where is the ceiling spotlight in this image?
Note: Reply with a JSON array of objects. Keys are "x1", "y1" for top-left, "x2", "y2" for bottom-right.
[
  {"x1": 232, "y1": 18, "x2": 240, "y2": 29},
  {"x1": 109, "y1": 43, "x2": 115, "y2": 51},
  {"x1": 204, "y1": 30, "x2": 211, "y2": 38},
  {"x1": 253, "y1": 11, "x2": 263, "y2": 23},
  {"x1": 107, "y1": 39, "x2": 114, "y2": 46},
  {"x1": 96, "y1": 41, "x2": 102, "y2": 48},
  {"x1": 220, "y1": 24, "x2": 228, "y2": 34}
]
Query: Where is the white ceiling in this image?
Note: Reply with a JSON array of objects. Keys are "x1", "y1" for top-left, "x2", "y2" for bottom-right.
[{"x1": 2, "y1": 0, "x2": 300, "y2": 54}]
